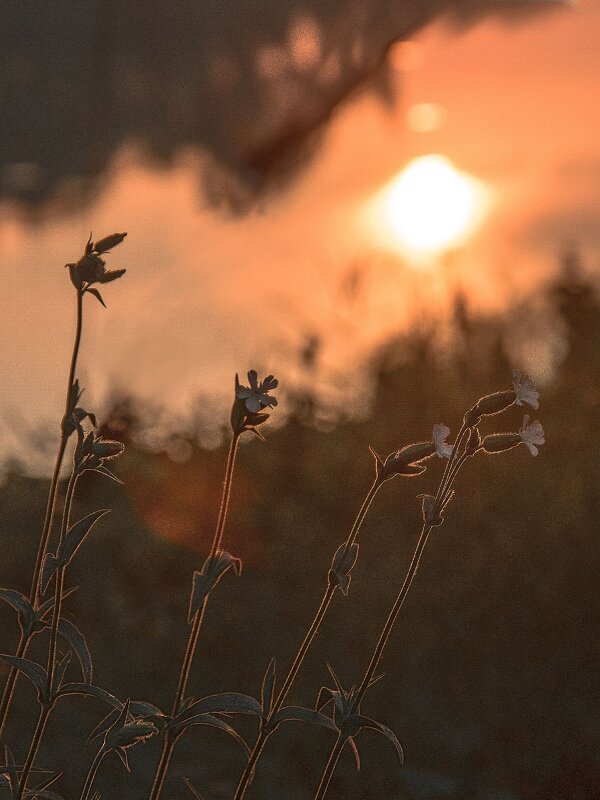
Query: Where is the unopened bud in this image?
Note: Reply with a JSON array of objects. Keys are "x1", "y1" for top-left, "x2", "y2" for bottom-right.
[
  {"x1": 464, "y1": 390, "x2": 516, "y2": 426},
  {"x1": 482, "y1": 432, "x2": 521, "y2": 454},
  {"x1": 93, "y1": 232, "x2": 127, "y2": 254},
  {"x1": 379, "y1": 441, "x2": 435, "y2": 481}
]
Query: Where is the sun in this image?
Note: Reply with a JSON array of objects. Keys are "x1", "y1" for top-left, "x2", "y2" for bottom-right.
[{"x1": 364, "y1": 155, "x2": 489, "y2": 260}]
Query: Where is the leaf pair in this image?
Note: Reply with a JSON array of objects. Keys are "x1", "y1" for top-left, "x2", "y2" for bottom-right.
[
  {"x1": 188, "y1": 551, "x2": 242, "y2": 622},
  {"x1": 316, "y1": 664, "x2": 403, "y2": 771},
  {"x1": 328, "y1": 542, "x2": 359, "y2": 596},
  {"x1": 41, "y1": 509, "x2": 111, "y2": 595}
]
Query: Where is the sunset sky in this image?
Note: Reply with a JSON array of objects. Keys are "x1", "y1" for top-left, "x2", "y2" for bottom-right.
[{"x1": 1, "y1": 0, "x2": 599, "y2": 470}]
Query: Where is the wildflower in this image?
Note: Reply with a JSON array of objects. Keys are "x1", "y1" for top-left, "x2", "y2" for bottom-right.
[
  {"x1": 236, "y1": 370, "x2": 278, "y2": 413},
  {"x1": 512, "y1": 370, "x2": 540, "y2": 410},
  {"x1": 519, "y1": 415, "x2": 545, "y2": 456},
  {"x1": 432, "y1": 424, "x2": 453, "y2": 459},
  {"x1": 67, "y1": 232, "x2": 127, "y2": 291}
]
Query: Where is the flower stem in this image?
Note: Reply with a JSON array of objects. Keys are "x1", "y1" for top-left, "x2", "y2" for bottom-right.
[
  {"x1": 16, "y1": 703, "x2": 51, "y2": 800},
  {"x1": 233, "y1": 477, "x2": 382, "y2": 800},
  {"x1": 148, "y1": 431, "x2": 241, "y2": 800},
  {"x1": 314, "y1": 437, "x2": 472, "y2": 798},
  {"x1": 314, "y1": 734, "x2": 346, "y2": 800},
  {"x1": 79, "y1": 747, "x2": 107, "y2": 800},
  {"x1": 46, "y1": 470, "x2": 79, "y2": 693},
  {"x1": 0, "y1": 289, "x2": 83, "y2": 738}
]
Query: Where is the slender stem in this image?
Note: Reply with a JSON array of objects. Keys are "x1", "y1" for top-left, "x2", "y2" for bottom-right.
[
  {"x1": 315, "y1": 436, "x2": 473, "y2": 798},
  {"x1": 353, "y1": 524, "x2": 431, "y2": 707},
  {"x1": 80, "y1": 747, "x2": 107, "y2": 800},
  {"x1": 0, "y1": 289, "x2": 83, "y2": 738},
  {"x1": 31, "y1": 289, "x2": 83, "y2": 606},
  {"x1": 0, "y1": 632, "x2": 27, "y2": 739},
  {"x1": 16, "y1": 704, "x2": 51, "y2": 800},
  {"x1": 148, "y1": 432, "x2": 241, "y2": 800},
  {"x1": 233, "y1": 478, "x2": 382, "y2": 800},
  {"x1": 314, "y1": 735, "x2": 346, "y2": 800},
  {"x1": 46, "y1": 471, "x2": 79, "y2": 692}
]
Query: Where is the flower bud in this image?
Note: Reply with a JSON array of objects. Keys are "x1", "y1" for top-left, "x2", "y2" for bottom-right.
[
  {"x1": 378, "y1": 441, "x2": 435, "y2": 481},
  {"x1": 93, "y1": 232, "x2": 127, "y2": 254},
  {"x1": 482, "y1": 433, "x2": 521, "y2": 454},
  {"x1": 464, "y1": 390, "x2": 516, "y2": 426}
]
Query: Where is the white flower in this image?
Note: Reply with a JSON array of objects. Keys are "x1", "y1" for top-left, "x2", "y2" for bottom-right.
[
  {"x1": 512, "y1": 370, "x2": 539, "y2": 410},
  {"x1": 236, "y1": 370, "x2": 278, "y2": 413},
  {"x1": 519, "y1": 415, "x2": 545, "y2": 456},
  {"x1": 432, "y1": 424, "x2": 453, "y2": 459}
]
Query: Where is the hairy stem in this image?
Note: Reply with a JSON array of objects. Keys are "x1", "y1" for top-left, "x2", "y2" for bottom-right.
[
  {"x1": 46, "y1": 470, "x2": 79, "y2": 692},
  {"x1": 314, "y1": 734, "x2": 346, "y2": 800},
  {"x1": 148, "y1": 431, "x2": 241, "y2": 800},
  {"x1": 315, "y1": 438, "x2": 472, "y2": 798},
  {"x1": 16, "y1": 704, "x2": 51, "y2": 800},
  {"x1": 0, "y1": 289, "x2": 83, "y2": 738},
  {"x1": 79, "y1": 747, "x2": 107, "y2": 800},
  {"x1": 233, "y1": 477, "x2": 382, "y2": 800}
]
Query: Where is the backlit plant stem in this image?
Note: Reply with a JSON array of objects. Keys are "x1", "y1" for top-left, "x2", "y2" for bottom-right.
[
  {"x1": 0, "y1": 288, "x2": 83, "y2": 737},
  {"x1": 79, "y1": 746, "x2": 107, "y2": 800},
  {"x1": 314, "y1": 435, "x2": 472, "y2": 800},
  {"x1": 149, "y1": 430, "x2": 241, "y2": 800},
  {"x1": 233, "y1": 477, "x2": 383, "y2": 800},
  {"x1": 16, "y1": 464, "x2": 80, "y2": 798}
]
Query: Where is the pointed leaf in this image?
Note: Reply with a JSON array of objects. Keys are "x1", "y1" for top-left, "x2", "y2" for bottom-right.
[
  {"x1": 0, "y1": 589, "x2": 35, "y2": 630},
  {"x1": 0, "y1": 655, "x2": 48, "y2": 701},
  {"x1": 329, "y1": 542, "x2": 359, "y2": 596},
  {"x1": 348, "y1": 737, "x2": 361, "y2": 771},
  {"x1": 55, "y1": 682, "x2": 120, "y2": 709},
  {"x1": 113, "y1": 747, "x2": 130, "y2": 773},
  {"x1": 169, "y1": 712, "x2": 249, "y2": 752},
  {"x1": 58, "y1": 509, "x2": 111, "y2": 566},
  {"x1": 346, "y1": 715, "x2": 404, "y2": 763},
  {"x1": 188, "y1": 551, "x2": 242, "y2": 622},
  {"x1": 40, "y1": 554, "x2": 60, "y2": 596},
  {"x1": 57, "y1": 619, "x2": 92, "y2": 684},
  {"x1": 272, "y1": 706, "x2": 338, "y2": 733},
  {"x1": 37, "y1": 587, "x2": 78, "y2": 620},
  {"x1": 260, "y1": 658, "x2": 276, "y2": 719},
  {"x1": 86, "y1": 288, "x2": 106, "y2": 308},
  {"x1": 91, "y1": 467, "x2": 123, "y2": 485},
  {"x1": 183, "y1": 778, "x2": 206, "y2": 800},
  {"x1": 26, "y1": 791, "x2": 67, "y2": 800},
  {"x1": 182, "y1": 693, "x2": 261, "y2": 718},
  {"x1": 98, "y1": 269, "x2": 126, "y2": 284}
]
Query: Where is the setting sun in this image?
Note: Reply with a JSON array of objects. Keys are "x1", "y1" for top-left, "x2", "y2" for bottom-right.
[{"x1": 365, "y1": 155, "x2": 489, "y2": 260}]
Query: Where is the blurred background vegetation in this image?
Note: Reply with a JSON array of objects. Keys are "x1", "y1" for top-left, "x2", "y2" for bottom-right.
[{"x1": 1, "y1": 250, "x2": 598, "y2": 800}]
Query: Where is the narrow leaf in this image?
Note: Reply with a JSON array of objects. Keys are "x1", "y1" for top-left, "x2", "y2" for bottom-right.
[
  {"x1": 55, "y1": 682, "x2": 120, "y2": 709},
  {"x1": 59, "y1": 509, "x2": 111, "y2": 566},
  {"x1": 346, "y1": 715, "x2": 404, "y2": 763},
  {"x1": 0, "y1": 655, "x2": 47, "y2": 700},
  {"x1": 86, "y1": 287, "x2": 106, "y2": 308},
  {"x1": 260, "y1": 658, "x2": 276, "y2": 719},
  {"x1": 0, "y1": 589, "x2": 34, "y2": 630},
  {"x1": 183, "y1": 778, "x2": 206, "y2": 800},
  {"x1": 40, "y1": 554, "x2": 60, "y2": 596},
  {"x1": 188, "y1": 551, "x2": 242, "y2": 622},
  {"x1": 348, "y1": 737, "x2": 361, "y2": 771},
  {"x1": 58, "y1": 619, "x2": 93, "y2": 684},
  {"x1": 182, "y1": 693, "x2": 261, "y2": 718},
  {"x1": 169, "y1": 713, "x2": 249, "y2": 753},
  {"x1": 272, "y1": 706, "x2": 338, "y2": 733}
]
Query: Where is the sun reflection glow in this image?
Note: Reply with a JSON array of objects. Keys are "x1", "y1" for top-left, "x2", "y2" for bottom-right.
[{"x1": 364, "y1": 155, "x2": 489, "y2": 261}]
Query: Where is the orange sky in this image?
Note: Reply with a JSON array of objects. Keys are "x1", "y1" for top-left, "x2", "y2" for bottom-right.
[{"x1": 1, "y1": 0, "x2": 599, "y2": 471}]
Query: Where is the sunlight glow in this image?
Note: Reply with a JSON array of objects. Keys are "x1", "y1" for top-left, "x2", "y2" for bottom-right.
[{"x1": 365, "y1": 155, "x2": 489, "y2": 260}]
